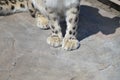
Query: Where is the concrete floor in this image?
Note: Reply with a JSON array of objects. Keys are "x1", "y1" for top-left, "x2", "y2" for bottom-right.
[{"x1": 0, "y1": 1, "x2": 120, "y2": 80}]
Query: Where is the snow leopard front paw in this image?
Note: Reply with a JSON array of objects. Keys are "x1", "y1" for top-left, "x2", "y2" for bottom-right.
[
  {"x1": 36, "y1": 13, "x2": 50, "y2": 30},
  {"x1": 47, "y1": 35, "x2": 63, "y2": 47},
  {"x1": 62, "y1": 38, "x2": 80, "y2": 51}
]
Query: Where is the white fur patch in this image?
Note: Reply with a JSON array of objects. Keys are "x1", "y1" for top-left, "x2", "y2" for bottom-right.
[
  {"x1": 45, "y1": 0, "x2": 79, "y2": 8},
  {"x1": 32, "y1": 0, "x2": 80, "y2": 14}
]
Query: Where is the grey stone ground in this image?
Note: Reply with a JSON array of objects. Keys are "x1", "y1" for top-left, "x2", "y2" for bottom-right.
[{"x1": 0, "y1": 0, "x2": 120, "y2": 80}]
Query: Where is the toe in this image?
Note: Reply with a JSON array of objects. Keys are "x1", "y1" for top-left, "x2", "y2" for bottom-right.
[
  {"x1": 62, "y1": 38, "x2": 80, "y2": 51},
  {"x1": 47, "y1": 35, "x2": 62, "y2": 47}
]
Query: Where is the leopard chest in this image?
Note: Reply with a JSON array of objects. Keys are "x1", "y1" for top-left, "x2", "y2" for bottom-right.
[{"x1": 33, "y1": 0, "x2": 79, "y2": 14}]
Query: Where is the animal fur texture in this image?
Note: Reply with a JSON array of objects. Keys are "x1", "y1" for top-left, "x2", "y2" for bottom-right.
[{"x1": 0, "y1": 0, "x2": 81, "y2": 50}]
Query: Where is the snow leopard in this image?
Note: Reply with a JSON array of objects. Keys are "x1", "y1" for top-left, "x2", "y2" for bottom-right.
[{"x1": 0, "y1": 0, "x2": 81, "y2": 51}]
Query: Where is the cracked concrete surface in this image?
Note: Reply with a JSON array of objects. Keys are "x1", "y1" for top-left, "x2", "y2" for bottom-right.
[{"x1": 0, "y1": 0, "x2": 120, "y2": 80}]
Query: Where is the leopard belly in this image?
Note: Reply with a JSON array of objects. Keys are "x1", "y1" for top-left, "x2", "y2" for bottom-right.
[{"x1": 32, "y1": 0, "x2": 80, "y2": 15}]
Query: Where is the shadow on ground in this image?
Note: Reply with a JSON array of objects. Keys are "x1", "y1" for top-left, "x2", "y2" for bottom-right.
[
  {"x1": 1, "y1": 5, "x2": 119, "y2": 42},
  {"x1": 77, "y1": 5, "x2": 120, "y2": 41}
]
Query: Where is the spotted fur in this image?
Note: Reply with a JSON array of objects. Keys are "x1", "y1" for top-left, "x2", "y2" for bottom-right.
[
  {"x1": 33, "y1": 0, "x2": 81, "y2": 50},
  {"x1": 0, "y1": 0, "x2": 36, "y2": 17},
  {"x1": 0, "y1": 0, "x2": 81, "y2": 51}
]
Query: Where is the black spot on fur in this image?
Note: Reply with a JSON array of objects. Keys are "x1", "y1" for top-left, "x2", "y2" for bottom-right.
[
  {"x1": 0, "y1": 0, "x2": 8, "y2": 5},
  {"x1": 73, "y1": 27, "x2": 76, "y2": 30},
  {"x1": 53, "y1": 17, "x2": 57, "y2": 21},
  {"x1": 72, "y1": 11, "x2": 77, "y2": 14},
  {"x1": 31, "y1": 3, "x2": 34, "y2": 8},
  {"x1": 69, "y1": 31, "x2": 72, "y2": 35},
  {"x1": 55, "y1": 30, "x2": 58, "y2": 34},
  {"x1": 20, "y1": 4, "x2": 25, "y2": 8},
  {"x1": 73, "y1": 32, "x2": 76, "y2": 35},
  {"x1": 9, "y1": 0, "x2": 16, "y2": 4},
  {"x1": 29, "y1": 9, "x2": 36, "y2": 17},
  {"x1": 52, "y1": 30, "x2": 54, "y2": 33},
  {"x1": 51, "y1": 25, "x2": 55, "y2": 29},
  {"x1": 69, "y1": 17, "x2": 78, "y2": 23},
  {"x1": 19, "y1": 0, "x2": 24, "y2": 2},
  {"x1": 31, "y1": 14, "x2": 35, "y2": 17},
  {"x1": 29, "y1": 9, "x2": 33, "y2": 13},
  {"x1": 75, "y1": 17, "x2": 78, "y2": 22},
  {"x1": 11, "y1": 5, "x2": 15, "y2": 10},
  {"x1": 69, "y1": 18, "x2": 73, "y2": 23},
  {"x1": 0, "y1": 7, "x2": 3, "y2": 10}
]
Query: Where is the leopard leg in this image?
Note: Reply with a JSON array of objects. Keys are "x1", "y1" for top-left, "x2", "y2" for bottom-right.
[
  {"x1": 27, "y1": 0, "x2": 36, "y2": 17},
  {"x1": 35, "y1": 12, "x2": 50, "y2": 30},
  {"x1": 27, "y1": 1, "x2": 49, "y2": 29},
  {"x1": 46, "y1": 9, "x2": 63, "y2": 47},
  {"x1": 62, "y1": 6, "x2": 80, "y2": 51}
]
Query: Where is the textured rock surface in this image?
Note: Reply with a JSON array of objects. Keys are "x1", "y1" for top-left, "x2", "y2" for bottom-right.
[{"x1": 0, "y1": 1, "x2": 120, "y2": 80}]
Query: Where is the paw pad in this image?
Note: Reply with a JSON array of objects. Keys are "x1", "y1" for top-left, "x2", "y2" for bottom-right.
[
  {"x1": 62, "y1": 38, "x2": 80, "y2": 51},
  {"x1": 36, "y1": 14, "x2": 49, "y2": 30},
  {"x1": 47, "y1": 35, "x2": 62, "y2": 47}
]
